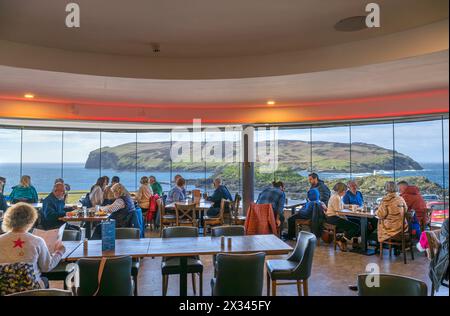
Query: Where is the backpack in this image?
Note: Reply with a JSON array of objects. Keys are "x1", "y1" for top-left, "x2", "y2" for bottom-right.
[{"x1": 0, "y1": 263, "x2": 41, "y2": 296}]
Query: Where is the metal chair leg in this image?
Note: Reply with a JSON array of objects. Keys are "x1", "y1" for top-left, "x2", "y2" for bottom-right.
[
  {"x1": 199, "y1": 272, "x2": 203, "y2": 296},
  {"x1": 191, "y1": 273, "x2": 197, "y2": 295},
  {"x1": 162, "y1": 274, "x2": 168, "y2": 296},
  {"x1": 303, "y1": 279, "x2": 309, "y2": 296},
  {"x1": 271, "y1": 280, "x2": 277, "y2": 296},
  {"x1": 266, "y1": 272, "x2": 270, "y2": 296},
  {"x1": 296, "y1": 281, "x2": 302, "y2": 296}
]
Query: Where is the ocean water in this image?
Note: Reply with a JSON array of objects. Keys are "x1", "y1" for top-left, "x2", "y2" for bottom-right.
[
  {"x1": 0, "y1": 162, "x2": 448, "y2": 194},
  {"x1": 298, "y1": 162, "x2": 449, "y2": 186},
  {"x1": 0, "y1": 163, "x2": 211, "y2": 194}
]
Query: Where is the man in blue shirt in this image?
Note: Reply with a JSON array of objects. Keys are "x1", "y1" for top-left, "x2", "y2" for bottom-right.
[
  {"x1": 256, "y1": 181, "x2": 286, "y2": 228},
  {"x1": 206, "y1": 178, "x2": 233, "y2": 216},
  {"x1": 41, "y1": 182, "x2": 78, "y2": 230},
  {"x1": 342, "y1": 181, "x2": 364, "y2": 206}
]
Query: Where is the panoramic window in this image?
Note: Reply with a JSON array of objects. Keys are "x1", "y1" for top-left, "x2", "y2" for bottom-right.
[
  {"x1": 137, "y1": 132, "x2": 172, "y2": 194},
  {"x1": 311, "y1": 125, "x2": 351, "y2": 187},
  {"x1": 394, "y1": 120, "x2": 444, "y2": 199},
  {"x1": 0, "y1": 128, "x2": 22, "y2": 194},
  {"x1": 62, "y1": 130, "x2": 101, "y2": 203},
  {"x1": 274, "y1": 128, "x2": 311, "y2": 200},
  {"x1": 21, "y1": 129, "x2": 63, "y2": 196},
  {"x1": 205, "y1": 128, "x2": 241, "y2": 197},
  {"x1": 350, "y1": 122, "x2": 395, "y2": 204},
  {"x1": 100, "y1": 131, "x2": 138, "y2": 191}
]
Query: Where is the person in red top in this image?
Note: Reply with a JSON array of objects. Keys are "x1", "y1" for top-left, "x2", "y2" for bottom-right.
[{"x1": 398, "y1": 181, "x2": 428, "y2": 226}]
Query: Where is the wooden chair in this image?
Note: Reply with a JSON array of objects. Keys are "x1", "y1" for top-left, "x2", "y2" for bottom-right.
[
  {"x1": 175, "y1": 203, "x2": 198, "y2": 227},
  {"x1": 159, "y1": 199, "x2": 176, "y2": 236},
  {"x1": 231, "y1": 194, "x2": 246, "y2": 226},
  {"x1": 379, "y1": 208, "x2": 414, "y2": 264},
  {"x1": 203, "y1": 199, "x2": 228, "y2": 235},
  {"x1": 191, "y1": 189, "x2": 202, "y2": 200},
  {"x1": 323, "y1": 223, "x2": 337, "y2": 250},
  {"x1": 294, "y1": 219, "x2": 321, "y2": 246}
]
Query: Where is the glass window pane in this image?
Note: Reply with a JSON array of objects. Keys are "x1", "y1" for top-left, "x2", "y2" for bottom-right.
[
  {"x1": 63, "y1": 130, "x2": 101, "y2": 203},
  {"x1": 170, "y1": 128, "x2": 206, "y2": 192},
  {"x1": 137, "y1": 132, "x2": 171, "y2": 194},
  {"x1": 0, "y1": 128, "x2": 21, "y2": 195},
  {"x1": 394, "y1": 120, "x2": 444, "y2": 198},
  {"x1": 350, "y1": 122, "x2": 394, "y2": 204},
  {"x1": 205, "y1": 128, "x2": 241, "y2": 197},
  {"x1": 275, "y1": 128, "x2": 311, "y2": 200},
  {"x1": 100, "y1": 131, "x2": 137, "y2": 192},
  {"x1": 22, "y1": 129, "x2": 63, "y2": 196},
  {"x1": 255, "y1": 127, "x2": 276, "y2": 197},
  {"x1": 312, "y1": 125, "x2": 351, "y2": 180},
  {"x1": 444, "y1": 118, "x2": 449, "y2": 202}
]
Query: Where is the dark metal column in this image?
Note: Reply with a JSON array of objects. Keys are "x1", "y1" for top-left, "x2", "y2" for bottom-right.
[{"x1": 242, "y1": 126, "x2": 255, "y2": 215}]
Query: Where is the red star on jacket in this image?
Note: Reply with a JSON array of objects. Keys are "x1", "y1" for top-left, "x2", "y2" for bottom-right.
[{"x1": 13, "y1": 238, "x2": 25, "y2": 248}]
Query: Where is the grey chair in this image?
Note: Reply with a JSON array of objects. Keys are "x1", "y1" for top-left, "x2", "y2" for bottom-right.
[
  {"x1": 41, "y1": 229, "x2": 81, "y2": 289},
  {"x1": 115, "y1": 228, "x2": 140, "y2": 296},
  {"x1": 211, "y1": 252, "x2": 265, "y2": 296},
  {"x1": 357, "y1": 273, "x2": 428, "y2": 296},
  {"x1": 161, "y1": 226, "x2": 203, "y2": 296},
  {"x1": 77, "y1": 256, "x2": 133, "y2": 296},
  {"x1": 211, "y1": 225, "x2": 245, "y2": 275},
  {"x1": 266, "y1": 231, "x2": 317, "y2": 296},
  {"x1": 6, "y1": 289, "x2": 73, "y2": 296}
]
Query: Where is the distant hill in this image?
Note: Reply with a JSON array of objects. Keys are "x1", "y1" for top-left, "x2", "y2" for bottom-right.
[{"x1": 85, "y1": 140, "x2": 422, "y2": 173}]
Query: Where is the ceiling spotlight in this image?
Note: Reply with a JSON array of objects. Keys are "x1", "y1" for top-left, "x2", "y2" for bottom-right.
[
  {"x1": 24, "y1": 93, "x2": 35, "y2": 99},
  {"x1": 267, "y1": 100, "x2": 276, "y2": 105}
]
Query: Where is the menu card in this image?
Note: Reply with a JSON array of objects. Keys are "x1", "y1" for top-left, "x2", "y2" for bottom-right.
[
  {"x1": 33, "y1": 223, "x2": 66, "y2": 253},
  {"x1": 101, "y1": 219, "x2": 116, "y2": 251}
]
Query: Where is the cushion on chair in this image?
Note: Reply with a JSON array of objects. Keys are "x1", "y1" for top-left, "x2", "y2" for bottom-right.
[
  {"x1": 161, "y1": 257, "x2": 203, "y2": 275},
  {"x1": 266, "y1": 259, "x2": 299, "y2": 280}
]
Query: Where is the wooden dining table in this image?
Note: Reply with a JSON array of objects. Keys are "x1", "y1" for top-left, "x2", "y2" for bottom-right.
[
  {"x1": 165, "y1": 199, "x2": 214, "y2": 233},
  {"x1": 59, "y1": 214, "x2": 109, "y2": 239},
  {"x1": 336, "y1": 208, "x2": 378, "y2": 256},
  {"x1": 63, "y1": 234, "x2": 292, "y2": 296}
]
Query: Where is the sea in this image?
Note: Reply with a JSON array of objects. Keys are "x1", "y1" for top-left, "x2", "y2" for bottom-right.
[{"x1": 0, "y1": 162, "x2": 448, "y2": 194}]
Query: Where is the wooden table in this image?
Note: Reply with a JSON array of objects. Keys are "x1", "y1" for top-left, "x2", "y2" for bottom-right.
[
  {"x1": 285, "y1": 199, "x2": 307, "y2": 215},
  {"x1": 59, "y1": 215, "x2": 109, "y2": 239},
  {"x1": 336, "y1": 209, "x2": 377, "y2": 256},
  {"x1": 64, "y1": 234, "x2": 292, "y2": 296}
]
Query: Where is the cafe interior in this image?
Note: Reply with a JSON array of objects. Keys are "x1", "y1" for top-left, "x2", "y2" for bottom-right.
[{"x1": 0, "y1": 0, "x2": 448, "y2": 297}]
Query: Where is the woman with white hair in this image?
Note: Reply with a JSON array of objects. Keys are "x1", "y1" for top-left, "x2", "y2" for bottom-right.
[
  {"x1": 0, "y1": 203, "x2": 65, "y2": 289},
  {"x1": 375, "y1": 181, "x2": 408, "y2": 243},
  {"x1": 91, "y1": 183, "x2": 137, "y2": 239}
]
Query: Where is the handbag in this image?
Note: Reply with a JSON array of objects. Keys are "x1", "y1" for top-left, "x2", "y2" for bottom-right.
[{"x1": 0, "y1": 263, "x2": 41, "y2": 296}]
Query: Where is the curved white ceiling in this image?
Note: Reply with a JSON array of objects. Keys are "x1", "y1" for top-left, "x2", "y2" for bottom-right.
[
  {"x1": 0, "y1": 50, "x2": 448, "y2": 105},
  {"x1": 0, "y1": 0, "x2": 448, "y2": 79},
  {"x1": 0, "y1": 0, "x2": 447, "y2": 58}
]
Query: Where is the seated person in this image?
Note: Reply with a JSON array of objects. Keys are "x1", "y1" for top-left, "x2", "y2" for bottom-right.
[
  {"x1": 342, "y1": 181, "x2": 364, "y2": 207},
  {"x1": 206, "y1": 178, "x2": 233, "y2": 217},
  {"x1": 149, "y1": 175, "x2": 163, "y2": 197},
  {"x1": 9, "y1": 175, "x2": 38, "y2": 204},
  {"x1": 136, "y1": 176, "x2": 153, "y2": 216},
  {"x1": 166, "y1": 177, "x2": 186, "y2": 204},
  {"x1": 256, "y1": 181, "x2": 286, "y2": 229},
  {"x1": 287, "y1": 188, "x2": 326, "y2": 239},
  {"x1": 0, "y1": 203, "x2": 65, "y2": 289},
  {"x1": 91, "y1": 183, "x2": 137, "y2": 239},
  {"x1": 0, "y1": 193, "x2": 7, "y2": 212},
  {"x1": 41, "y1": 183, "x2": 78, "y2": 231},
  {"x1": 375, "y1": 181, "x2": 408, "y2": 252},
  {"x1": 54, "y1": 178, "x2": 71, "y2": 203},
  {"x1": 103, "y1": 176, "x2": 120, "y2": 206},
  {"x1": 398, "y1": 180, "x2": 427, "y2": 230},
  {"x1": 326, "y1": 182, "x2": 360, "y2": 252}
]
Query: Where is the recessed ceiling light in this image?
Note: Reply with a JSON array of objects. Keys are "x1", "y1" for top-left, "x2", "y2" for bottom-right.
[
  {"x1": 267, "y1": 100, "x2": 276, "y2": 105},
  {"x1": 24, "y1": 93, "x2": 35, "y2": 99}
]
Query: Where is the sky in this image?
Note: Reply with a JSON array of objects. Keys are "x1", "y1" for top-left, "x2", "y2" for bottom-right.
[{"x1": 0, "y1": 119, "x2": 448, "y2": 164}]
